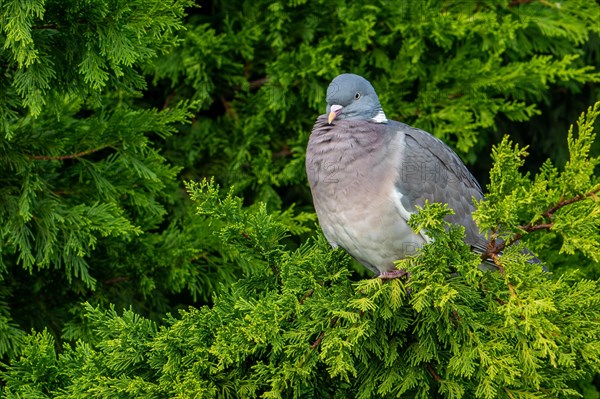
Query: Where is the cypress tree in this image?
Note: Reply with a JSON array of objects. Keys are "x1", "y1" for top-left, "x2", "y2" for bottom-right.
[{"x1": 1, "y1": 0, "x2": 599, "y2": 397}]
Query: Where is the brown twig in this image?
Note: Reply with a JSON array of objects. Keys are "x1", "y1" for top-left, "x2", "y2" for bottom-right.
[
  {"x1": 272, "y1": 144, "x2": 292, "y2": 159},
  {"x1": 450, "y1": 309, "x2": 461, "y2": 330},
  {"x1": 311, "y1": 331, "x2": 325, "y2": 349},
  {"x1": 508, "y1": 0, "x2": 534, "y2": 6},
  {"x1": 29, "y1": 147, "x2": 106, "y2": 161},
  {"x1": 299, "y1": 289, "x2": 314, "y2": 305},
  {"x1": 162, "y1": 91, "x2": 177, "y2": 109},
  {"x1": 104, "y1": 276, "x2": 129, "y2": 285},
  {"x1": 269, "y1": 263, "x2": 280, "y2": 277},
  {"x1": 426, "y1": 363, "x2": 441, "y2": 382},
  {"x1": 481, "y1": 186, "x2": 599, "y2": 262},
  {"x1": 32, "y1": 23, "x2": 58, "y2": 30},
  {"x1": 543, "y1": 189, "x2": 598, "y2": 218},
  {"x1": 311, "y1": 316, "x2": 339, "y2": 349},
  {"x1": 496, "y1": 222, "x2": 553, "y2": 254},
  {"x1": 509, "y1": 0, "x2": 556, "y2": 8},
  {"x1": 249, "y1": 77, "x2": 269, "y2": 90},
  {"x1": 485, "y1": 229, "x2": 497, "y2": 256},
  {"x1": 220, "y1": 95, "x2": 236, "y2": 118}
]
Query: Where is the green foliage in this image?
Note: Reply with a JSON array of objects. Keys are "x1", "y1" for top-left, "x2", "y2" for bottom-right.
[
  {"x1": 155, "y1": 0, "x2": 600, "y2": 206},
  {"x1": 3, "y1": 143, "x2": 600, "y2": 397},
  {"x1": 474, "y1": 102, "x2": 600, "y2": 265},
  {"x1": 1, "y1": 0, "x2": 600, "y2": 397},
  {"x1": 0, "y1": 0, "x2": 193, "y2": 121},
  {"x1": 0, "y1": 0, "x2": 211, "y2": 357}
]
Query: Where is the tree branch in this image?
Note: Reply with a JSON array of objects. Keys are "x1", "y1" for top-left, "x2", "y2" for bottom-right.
[
  {"x1": 272, "y1": 144, "x2": 292, "y2": 159},
  {"x1": 249, "y1": 77, "x2": 269, "y2": 90},
  {"x1": 508, "y1": 0, "x2": 535, "y2": 6},
  {"x1": 299, "y1": 289, "x2": 314, "y2": 305},
  {"x1": 426, "y1": 363, "x2": 441, "y2": 382},
  {"x1": 481, "y1": 185, "x2": 600, "y2": 262},
  {"x1": 29, "y1": 147, "x2": 106, "y2": 161},
  {"x1": 508, "y1": 0, "x2": 561, "y2": 9},
  {"x1": 32, "y1": 24, "x2": 58, "y2": 30},
  {"x1": 311, "y1": 331, "x2": 325, "y2": 349},
  {"x1": 103, "y1": 276, "x2": 129, "y2": 285},
  {"x1": 311, "y1": 316, "x2": 339, "y2": 349},
  {"x1": 543, "y1": 187, "x2": 599, "y2": 218},
  {"x1": 220, "y1": 95, "x2": 236, "y2": 117},
  {"x1": 450, "y1": 309, "x2": 461, "y2": 330},
  {"x1": 162, "y1": 91, "x2": 177, "y2": 110}
]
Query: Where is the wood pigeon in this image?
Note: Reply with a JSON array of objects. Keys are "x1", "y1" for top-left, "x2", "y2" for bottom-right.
[{"x1": 306, "y1": 73, "x2": 509, "y2": 278}]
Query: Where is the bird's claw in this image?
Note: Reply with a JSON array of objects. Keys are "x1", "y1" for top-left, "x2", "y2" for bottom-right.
[{"x1": 378, "y1": 269, "x2": 410, "y2": 280}]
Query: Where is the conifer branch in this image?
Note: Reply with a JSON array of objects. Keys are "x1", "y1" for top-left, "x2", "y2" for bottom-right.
[
  {"x1": 311, "y1": 316, "x2": 338, "y2": 349},
  {"x1": 426, "y1": 363, "x2": 441, "y2": 382},
  {"x1": 29, "y1": 147, "x2": 108, "y2": 161},
  {"x1": 248, "y1": 77, "x2": 268, "y2": 90},
  {"x1": 508, "y1": 0, "x2": 535, "y2": 6},
  {"x1": 103, "y1": 277, "x2": 130, "y2": 285},
  {"x1": 272, "y1": 144, "x2": 292, "y2": 158},
  {"x1": 504, "y1": 387, "x2": 517, "y2": 399},
  {"x1": 508, "y1": 0, "x2": 555, "y2": 7},
  {"x1": 450, "y1": 309, "x2": 461, "y2": 330},
  {"x1": 299, "y1": 289, "x2": 314, "y2": 305},
  {"x1": 162, "y1": 92, "x2": 177, "y2": 109},
  {"x1": 220, "y1": 95, "x2": 236, "y2": 117},
  {"x1": 32, "y1": 24, "x2": 58, "y2": 30},
  {"x1": 482, "y1": 185, "x2": 600, "y2": 262},
  {"x1": 311, "y1": 331, "x2": 325, "y2": 349},
  {"x1": 495, "y1": 297, "x2": 506, "y2": 305},
  {"x1": 543, "y1": 186, "x2": 599, "y2": 218}
]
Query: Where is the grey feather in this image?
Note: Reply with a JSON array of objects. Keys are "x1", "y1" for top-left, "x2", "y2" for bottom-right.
[{"x1": 392, "y1": 121, "x2": 489, "y2": 253}]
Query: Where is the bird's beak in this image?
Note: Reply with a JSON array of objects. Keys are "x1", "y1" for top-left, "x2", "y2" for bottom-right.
[{"x1": 328, "y1": 104, "x2": 343, "y2": 124}]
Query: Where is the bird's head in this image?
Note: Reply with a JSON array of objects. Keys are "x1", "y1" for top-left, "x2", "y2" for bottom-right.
[{"x1": 325, "y1": 73, "x2": 386, "y2": 124}]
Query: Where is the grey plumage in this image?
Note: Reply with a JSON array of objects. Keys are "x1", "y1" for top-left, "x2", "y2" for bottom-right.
[
  {"x1": 395, "y1": 121, "x2": 489, "y2": 254},
  {"x1": 306, "y1": 74, "x2": 494, "y2": 275}
]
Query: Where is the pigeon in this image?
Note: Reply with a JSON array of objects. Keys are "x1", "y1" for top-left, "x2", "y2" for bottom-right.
[{"x1": 305, "y1": 73, "x2": 499, "y2": 278}]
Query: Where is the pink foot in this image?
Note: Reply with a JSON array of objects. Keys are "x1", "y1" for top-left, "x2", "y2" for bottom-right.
[{"x1": 378, "y1": 269, "x2": 409, "y2": 280}]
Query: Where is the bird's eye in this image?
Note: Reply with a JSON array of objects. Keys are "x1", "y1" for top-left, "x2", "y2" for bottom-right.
[{"x1": 354, "y1": 92, "x2": 361, "y2": 100}]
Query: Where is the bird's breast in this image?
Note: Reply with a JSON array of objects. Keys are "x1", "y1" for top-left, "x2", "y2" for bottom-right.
[{"x1": 306, "y1": 119, "x2": 424, "y2": 273}]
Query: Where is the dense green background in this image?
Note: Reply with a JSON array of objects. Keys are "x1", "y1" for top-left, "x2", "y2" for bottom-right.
[{"x1": 1, "y1": 0, "x2": 599, "y2": 397}]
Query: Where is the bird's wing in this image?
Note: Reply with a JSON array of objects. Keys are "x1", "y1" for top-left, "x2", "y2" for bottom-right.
[{"x1": 391, "y1": 121, "x2": 488, "y2": 253}]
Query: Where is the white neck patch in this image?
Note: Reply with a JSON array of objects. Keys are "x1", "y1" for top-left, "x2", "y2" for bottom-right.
[{"x1": 371, "y1": 110, "x2": 388, "y2": 123}]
